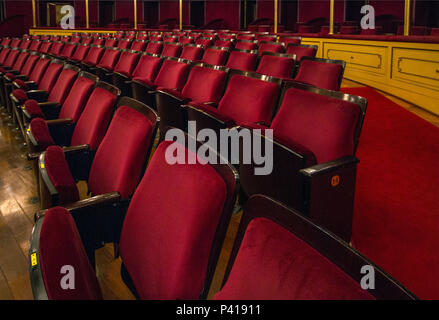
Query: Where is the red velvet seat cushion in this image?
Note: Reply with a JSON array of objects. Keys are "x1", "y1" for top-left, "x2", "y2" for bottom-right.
[
  {"x1": 20, "y1": 55, "x2": 39, "y2": 77},
  {"x1": 180, "y1": 46, "x2": 204, "y2": 61},
  {"x1": 145, "y1": 42, "x2": 163, "y2": 55},
  {"x1": 195, "y1": 38, "x2": 214, "y2": 47},
  {"x1": 114, "y1": 51, "x2": 139, "y2": 77},
  {"x1": 96, "y1": 49, "x2": 121, "y2": 71},
  {"x1": 88, "y1": 106, "x2": 154, "y2": 199},
  {"x1": 70, "y1": 87, "x2": 117, "y2": 150},
  {"x1": 58, "y1": 76, "x2": 95, "y2": 122},
  {"x1": 119, "y1": 141, "x2": 227, "y2": 299},
  {"x1": 214, "y1": 217, "x2": 374, "y2": 300},
  {"x1": 29, "y1": 118, "x2": 55, "y2": 150},
  {"x1": 39, "y1": 207, "x2": 102, "y2": 300},
  {"x1": 271, "y1": 88, "x2": 360, "y2": 163},
  {"x1": 218, "y1": 75, "x2": 279, "y2": 126},
  {"x1": 5, "y1": 72, "x2": 16, "y2": 80},
  {"x1": 83, "y1": 47, "x2": 103, "y2": 65},
  {"x1": 202, "y1": 48, "x2": 228, "y2": 66},
  {"x1": 286, "y1": 46, "x2": 317, "y2": 61},
  {"x1": 131, "y1": 55, "x2": 162, "y2": 83},
  {"x1": 153, "y1": 59, "x2": 190, "y2": 92},
  {"x1": 256, "y1": 55, "x2": 295, "y2": 78},
  {"x1": 214, "y1": 40, "x2": 233, "y2": 48},
  {"x1": 37, "y1": 62, "x2": 63, "y2": 92},
  {"x1": 258, "y1": 43, "x2": 284, "y2": 56},
  {"x1": 12, "y1": 88, "x2": 28, "y2": 101},
  {"x1": 226, "y1": 51, "x2": 257, "y2": 71},
  {"x1": 24, "y1": 99, "x2": 44, "y2": 118},
  {"x1": 182, "y1": 66, "x2": 227, "y2": 105},
  {"x1": 294, "y1": 59, "x2": 342, "y2": 91},
  {"x1": 44, "y1": 146, "x2": 80, "y2": 204},
  {"x1": 161, "y1": 44, "x2": 181, "y2": 58},
  {"x1": 235, "y1": 41, "x2": 257, "y2": 50}
]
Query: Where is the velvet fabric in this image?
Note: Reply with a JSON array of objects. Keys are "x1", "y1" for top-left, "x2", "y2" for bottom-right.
[
  {"x1": 214, "y1": 218, "x2": 374, "y2": 300},
  {"x1": 37, "y1": 62, "x2": 63, "y2": 93},
  {"x1": 39, "y1": 42, "x2": 52, "y2": 54},
  {"x1": 295, "y1": 59, "x2": 342, "y2": 91},
  {"x1": 3, "y1": 49, "x2": 19, "y2": 68},
  {"x1": 256, "y1": 55, "x2": 295, "y2": 78},
  {"x1": 20, "y1": 55, "x2": 39, "y2": 77},
  {"x1": 11, "y1": 52, "x2": 29, "y2": 72},
  {"x1": 258, "y1": 43, "x2": 285, "y2": 56},
  {"x1": 44, "y1": 146, "x2": 80, "y2": 204},
  {"x1": 29, "y1": 118, "x2": 55, "y2": 150},
  {"x1": 58, "y1": 76, "x2": 95, "y2": 122},
  {"x1": 114, "y1": 51, "x2": 139, "y2": 77},
  {"x1": 88, "y1": 106, "x2": 154, "y2": 199},
  {"x1": 161, "y1": 44, "x2": 182, "y2": 58},
  {"x1": 70, "y1": 87, "x2": 117, "y2": 150},
  {"x1": 83, "y1": 46, "x2": 105, "y2": 66},
  {"x1": 182, "y1": 66, "x2": 227, "y2": 104},
  {"x1": 195, "y1": 38, "x2": 214, "y2": 47},
  {"x1": 104, "y1": 38, "x2": 118, "y2": 47},
  {"x1": 145, "y1": 42, "x2": 163, "y2": 55},
  {"x1": 0, "y1": 48, "x2": 10, "y2": 64},
  {"x1": 49, "y1": 42, "x2": 64, "y2": 56},
  {"x1": 202, "y1": 48, "x2": 228, "y2": 66},
  {"x1": 47, "y1": 69, "x2": 78, "y2": 105},
  {"x1": 119, "y1": 141, "x2": 227, "y2": 299},
  {"x1": 23, "y1": 99, "x2": 44, "y2": 118},
  {"x1": 180, "y1": 46, "x2": 204, "y2": 61},
  {"x1": 132, "y1": 55, "x2": 162, "y2": 83},
  {"x1": 71, "y1": 45, "x2": 90, "y2": 62},
  {"x1": 60, "y1": 43, "x2": 76, "y2": 59},
  {"x1": 97, "y1": 49, "x2": 121, "y2": 71},
  {"x1": 131, "y1": 41, "x2": 147, "y2": 51},
  {"x1": 5, "y1": 72, "x2": 16, "y2": 80},
  {"x1": 117, "y1": 39, "x2": 132, "y2": 49},
  {"x1": 286, "y1": 46, "x2": 317, "y2": 61},
  {"x1": 29, "y1": 41, "x2": 42, "y2": 52},
  {"x1": 271, "y1": 88, "x2": 360, "y2": 163},
  {"x1": 39, "y1": 207, "x2": 102, "y2": 300},
  {"x1": 235, "y1": 41, "x2": 257, "y2": 50},
  {"x1": 179, "y1": 37, "x2": 195, "y2": 45},
  {"x1": 12, "y1": 88, "x2": 28, "y2": 101},
  {"x1": 153, "y1": 59, "x2": 190, "y2": 92},
  {"x1": 214, "y1": 40, "x2": 234, "y2": 48},
  {"x1": 217, "y1": 75, "x2": 279, "y2": 125},
  {"x1": 226, "y1": 51, "x2": 257, "y2": 71}
]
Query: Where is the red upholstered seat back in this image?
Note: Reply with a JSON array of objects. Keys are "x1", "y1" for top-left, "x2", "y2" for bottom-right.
[
  {"x1": 39, "y1": 207, "x2": 102, "y2": 300},
  {"x1": 10, "y1": 38, "x2": 21, "y2": 48},
  {"x1": 104, "y1": 38, "x2": 117, "y2": 47},
  {"x1": 71, "y1": 45, "x2": 90, "y2": 61},
  {"x1": 214, "y1": 40, "x2": 234, "y2": 48},
  {"x1": 81, "y1": 37, "x2": 92, "y2": 45},
  {"x1": 37, "y1": 62, "x2": 63, "y2": 92},
  {"x1": 114, "y1": 51, "x2": 139, "y2": 77},
  {"x1": 83, "y1": 46, "x2": 105, "y2": 65},
  {"x1": 58, "y1": 76, "x2": 96, "y2": 122},
  {"x1": 0, "y1": 48, "x2": 10, "y2": 64},
  {"x1": 182, "y1": 66, "x2": 227, "y2": 104},
  {"x1": 0, "y1": 38, "x2": 11, "y2": 46},
  {"x1": 154, "y1": 59, "x2": 190, "y2": 91},
  {"x1": 3, "y1": 49, "x2": 19, "y2": 67},
  {"x1": 258, "y1": 42, "x2": 284, "y2": 56},
  {"x1": 195, "y1": 38, "x2": 214, "y2": 47},
  {"x1": 47, "y1": 68, "x2": 78, "y2": 104},
  {"x1": 218, "y1": 74, "x2": 279, "y2": 125},
  {"x1": 132, "y1": 55, "x2": 162, "y2": 82},
  {"x1": 19, "y1": 39, "x2": 31, "y2": 49},
  {"x1": 49, "y1": 42, "x2": 64, "y2": 56},
  {"x1": 70, "y1": 36, "x2": 81, "y2": 43},
  {"x1": 214, "y1": 217, "x2": 374, "y2": 300},
  {"x1": 202, "y1": 48, "x2": 228, "y2": 66},
  {"x1": 256, "y1": 35, "x2": 277, "y2": 42},
  {"x1": 286, "y1": 45, "x2": 317, "y2": 61},
  {"x1": 97, "y1": 48, "x2": 121, "y2": 71},
  {"x1": 235, "y1": 41, "x2": 257, "y2": 50},
  {"x1": 43, "y1": 146, "x2": 80, "y2": 204},
  {"x1": 145, "y1": 42, "x2": 163, "y2": 55},
  {"x1": 180, "y1": 45, "x2": 204, "y2": 61},
  {"x1": 117, "y1": 39, "x2": 132, "y2": 49},
  {"x1": 149, "y1": 36, "x2": 162, "y2": 42},
  {"x1": 92, "y1": 38, "x2": 105, "y2": 46},
  {"x1": 226, "y1": 51, "x2": 257, "y2": 71},
  {"x1": 29, "y1": 40, "x2": 42, "y2": 52},
  {"x1": 256, "y1": 55, "x2": 295, "y2": 78},
  {"x1": 39, "y1": 42, "x2": 52, "y2": 54},
  {"x1": 29, "y1": 118, "x2": 55, "y2": 150},
  {"x1": 131, "y1": 40, "x2": 146, "y2": 51},
  {"x1": 271, "y1": 88, "x2": 360, "y2": 163},
  {"x1": 88, "y1": 106, "x2": 154, "y2": 198},
  {"x1": 12, "y1": 52, "x2": 29, "y2": 72},
  {"x1": 237, "y1": 34, "x2": 255, "y2": 40},
  {"x1": 119, "y1": 140, "x2": 228, "y2": 299},
  {"x1": 70, "y1": 87, "x2": 117, "y2": 150},
  {"x1": 294, "y1": 59, "x2": 343, "y2": 91},
  {"x1": 20, "y1": 54, "x2": 39, "y2": 76},
  {"x1": 29, "y1": 58, "x2": 51, "y2": 84},
  {"x1": 60, "y1": 43, "x2": 76, "y2": 59},
  {"x1": 161, "y1": 43, "x2": 182, "y2": 58},
  {"x1": 179, "y1": 37, "x2": 194, "y2": 45}
]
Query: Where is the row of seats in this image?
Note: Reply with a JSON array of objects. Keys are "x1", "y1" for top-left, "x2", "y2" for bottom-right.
[{"x1": 0, "y1": 33, "x2": 415, "y2": 300}]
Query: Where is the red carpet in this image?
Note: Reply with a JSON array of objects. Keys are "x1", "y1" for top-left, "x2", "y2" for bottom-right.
[{"x1": 341, "y1": 87, "x2": 439, "y2": 299}]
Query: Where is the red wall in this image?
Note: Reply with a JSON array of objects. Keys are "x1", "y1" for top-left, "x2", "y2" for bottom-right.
[
  {"x1": 4, "y1": 0, "x2": 33, "y2": 33},
  {"x1": 159, "y1": 1, "x2": 189, "y2": 25},
  {"x1": 205, "y1": 0, "x2": 240, "y2": 30},
  {"x1": 115, "y1": 0, "x2": 134, "y2": 21}
]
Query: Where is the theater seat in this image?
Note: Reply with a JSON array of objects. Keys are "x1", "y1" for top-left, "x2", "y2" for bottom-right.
[
  {"x1": 186, "y1": 71, "x2": 281, "y2": 138},
  {"x1": 180, "y1": 44, "x2": 204, "y2": 61},
  {"x1": 145, "y1": 41, "x2": 163, "y2": 55},
  {"x1": 179, "y1": 36, "x2": 195, "y2": 45},
  {"x1": 294, "y1": 57, "x2": 345, "y2": 91},
  {"x1": 257, "y1": 41, "x2": 285, "y2": 56},
  {"x1": 286, "y1": 44, "x2": 318, "y2": 61},
  {"x1": 235, "y1": 40, "x2": 258, "y2": 51},
  {"x1": 238, "y1": 81, "x2": 366, "y2": 241},
  {"x1": 161, "y1": 43, "x2": 182, "y2": 58},
  {"x1": 195, "y1": 37, "x2": 215, "y2": 47},
  {"x1": 225, "y1": 49, "x2": 257, "y2": 71},
  {"x1": 201, "y1": 47, "x2": 229, "y2": 66},
  {"x1": 256, "y1": 52, "x2": 296, "y2": 79},
  {"x1": 215, "y1": 195, "x2": 415, "y2": 300},
  {"x1": 37, "y1": 97, "x2": 156, "y2": 208},
  {"x1": 59, "y1": 43, "x2": 77, "y2": 60},
  {"x1": 111, "y1": 50, "x2": 140, "y2": 95},
  {"x1": 80, "y1": 45, "x2": 105, "y2": 70},
  {"x1": 30, "y1": 133, "x2": 238, "y2": 300},
  {"x1": 68, "y1": 44, "x2": 90, "y2": 64},
  {"x1": 93, "y1": 47, "x2": 122, "y2": 81},
  {"x1": 131, "y1": 40, "x2": 147, "y2": 51},
  {"x1": 156, "y1": 63, "x2": 228, "y2": 133},
  {"x1": 278, "y1": 36, "x2": 301, "y2": 45}
]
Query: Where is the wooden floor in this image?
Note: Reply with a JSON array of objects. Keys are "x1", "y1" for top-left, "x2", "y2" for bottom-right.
[{"x1": 0, "y1": 80, "x2": 437, "y2": 300}]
